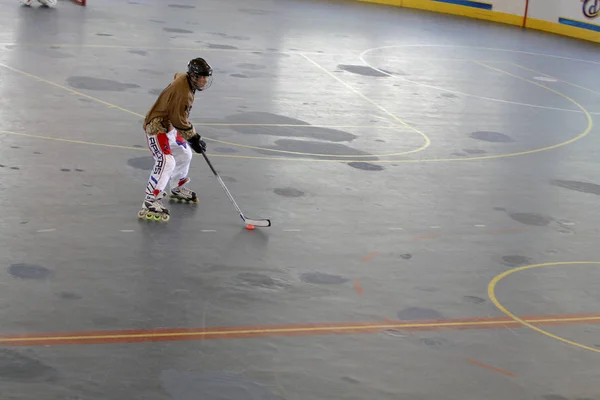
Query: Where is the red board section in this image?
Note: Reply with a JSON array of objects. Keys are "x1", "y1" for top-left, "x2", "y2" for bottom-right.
[{"x1": 72, "y1": 0, "x2": 86, "y2": 5}]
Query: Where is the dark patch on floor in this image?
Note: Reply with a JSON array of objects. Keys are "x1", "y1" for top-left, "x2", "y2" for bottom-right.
[
  {"x1": 149, "y1": 19, "x2": 165, "y2": 23},
  {"x1": 33, "y1": 151, "x2": 42, "y2": 154},
  {"x1": 139, "y1": 68, "x2": 165, "y2": 75},
  {"x1": 168, "y1": 4, "x2": 196, "y2": 8},
  {"x1": 96, "y1": 33, "x2": 113, "y2": 37},
  {"x1": 300, "y1": 272, "x2": 348, "y2": 285},
  {"x1": 399, "y1": 254, "x2": 412, "y2": 260},
  {"x1": 132, "y1": 145, "x2": 144, "y2": 148},
  {"x1": 149, "y1": 89, "x2": 164, "y2": 95},
  {"x1": 0, "y1": 349, "x2": 58, "y2": 382},
  {"x1": 160, "y1": 370, "x2": 278, "y2": 400},
  {"x1": 164, "y1": 27, "x2": 194, "y2": 34},
  {"x1": 209, "y1": 32, "x2": 250, "y2": 41},
  {"x1": 347, "y1": 162, "x2": 384, "y2": 171},
  {"x1": 237, "y1": 63, "x2": 266, "y2": 70},
  {"x1": 493, "y1": 207, "x2": 506, "y2": 211},
  {"x1": 463, "y1": 295, "x2": 485, "y2": 304},
  {"x1": 10, "y1": 167, "x2": 19, "y2": 170},
  {"x1": 8, "y1": 263, "x2": 53, "y2": 280},
  {"x1": 550, "y1": 179, "x2": 600, "y2": 195},
  {"x1": 213, "y1": 147, "x2": 238, "y2": 153},
  {"x1": 67, "y1": 76, "x2": 140, "y2": 91},
  {"x1": 416, "y1": 286, "x2": 438, "y2": 293},
  {"x1": 397, "y1": 307, "x2": 443, "y2": 320},
  {"x1": 342, "y1": 376, "x2": 360, "y2": 384},
  {"x1": 501, "y1": 255, "x2": 533, "y2": 267},
  {"x1": 61, "y1": 168, "x2": 71, "y2": 172},
  {"x1": 208, "y1": 44, "x2": 238, "y2": 50},
  {"x1": 469, "y1": 131, "x2": 514, "y2": 142},
  {"x1": 75, "y1": 169, "x2": 84, "y2": 172},
  {"x1": 128, "y1": 156, "x2": 154, "y2": 170},
  {"x1": 509, "y1": 212, "x2": 552, "y2": 226},
  {"x1": 230, "y1": 73, "x2": 248, "y2": 78},
  {"x1": 0, "y1": 165, "x2": 5, "y2": 168},
  {"x1": 129, "y1": 50, "x2": 148, "y2": 56},
  {"x1": 383, "y1": 328, "x2": 405, "y2": 337},
  {"x1": 463, "y1": 148, "x2": 486, "y2": 154},
  {"x1": 59, "y1": 291, "x2": 82, "y2": 300},
  {"x1": 273, "y1": 187, "x2": 304, "y2": 197},
  {"x1": 337, "y1": 64, "x2": 391, "y2": 77},
  {"x1": 224, "y1": 112, "x2": 357, "y2": 142},
  {"x1": 237, "y1": 273, "x2": 282, "y2": 289},
  {"x1": 220, "y1": 176, "x2": 237, "y2": 183},
  {"x1": 441, "y1": 93, "x2": 458, "y2": 98},
  {"x1": 420, "y1": 337, "x2": 449, "y2": 348}
]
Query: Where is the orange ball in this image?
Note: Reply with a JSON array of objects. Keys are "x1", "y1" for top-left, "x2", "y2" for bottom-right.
[{"x1": 245, "y1": 224, "x2": 255, "y2": 230}]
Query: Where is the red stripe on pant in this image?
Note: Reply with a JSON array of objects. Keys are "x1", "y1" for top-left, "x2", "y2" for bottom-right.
[
  {"x1": 156, "y1": 132, "x2": 172, "y2": 155},
  {"x1": 147, "y1": 132, "x2": 173, "y2": 197}
]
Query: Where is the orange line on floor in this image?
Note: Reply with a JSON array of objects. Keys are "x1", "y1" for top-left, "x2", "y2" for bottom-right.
[
  {"x1": 466, "y1": 358, "x2": 515, "y2": 377},
  {"x1": 413, "y1": 233, "x2": 440, "y2": 241},
  {"x1": 354, "y1": 280, "x2": 363, "y2": 295},
  {"x1": 360, "y1": 250, "x2": 379, "y2": 262},
  {"x1": 0, "y1": 312, "x2": 599, "y2": 347}
]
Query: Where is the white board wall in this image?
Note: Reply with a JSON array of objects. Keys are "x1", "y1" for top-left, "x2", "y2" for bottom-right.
[
  {"x1": 528, "y1": 0, "x2": 600, "y2": 24},
  {"x1": 487, "y1": 0, "x2": 527, "y2": 16}
]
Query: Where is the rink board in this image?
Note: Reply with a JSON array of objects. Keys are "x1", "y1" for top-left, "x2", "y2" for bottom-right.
[{"x1": 354, "y1": 0, "x2": 600, "y2": 43}]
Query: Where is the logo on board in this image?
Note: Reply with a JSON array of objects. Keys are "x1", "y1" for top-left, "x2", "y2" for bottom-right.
[{"x1": 582, "y1": 0, "x2": 600, "y2": 19}]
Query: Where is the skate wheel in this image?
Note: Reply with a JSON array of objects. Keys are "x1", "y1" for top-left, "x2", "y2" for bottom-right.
[
  {"x1": 146, "y1": 213, "x2": 155, "y2": 220},
  {"x1": 137, "y1": 210, "x2": 146, "y2": 218},
  {"x1": 152, "y1": 214, "x2": 161, "y2": 221},
  {"x1": 161, "y1": 214, "x2": 170, "y2": 222}
]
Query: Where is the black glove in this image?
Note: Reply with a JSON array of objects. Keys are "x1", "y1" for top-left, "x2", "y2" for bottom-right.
[{"x1": 187, "y1": 134, "x2": 207, "y2": 153}]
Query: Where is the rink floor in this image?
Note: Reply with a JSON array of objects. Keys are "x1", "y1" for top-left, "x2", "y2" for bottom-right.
[{"x1": 2, "y1": 0, "x2": 600, "y2": 398}]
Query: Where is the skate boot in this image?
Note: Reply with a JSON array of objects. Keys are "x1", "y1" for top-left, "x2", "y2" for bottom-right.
[
  {"x1": 169, "y1": 186, "x2": 198, "y2": 203},
  {"x1": 138, "y1": 195, "x2": 170, "y2": 222}
]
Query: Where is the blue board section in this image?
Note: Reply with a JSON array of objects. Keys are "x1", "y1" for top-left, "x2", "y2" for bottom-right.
[
  {"x1": 432, "y1": 0, "x2": 493, "y2": 10},
  {"x1": 558, "y1": 17, "x2": 600, "y2": 32}
]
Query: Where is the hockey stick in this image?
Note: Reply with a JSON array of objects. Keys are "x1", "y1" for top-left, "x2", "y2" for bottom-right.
[{"x1": 200, "y1": 150, "x2": 271, "y2": 227}]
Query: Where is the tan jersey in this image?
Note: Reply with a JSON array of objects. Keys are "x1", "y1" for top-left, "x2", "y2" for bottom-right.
[{"x1": 143, "y1": 72, "x2": 196, "y2": 140}]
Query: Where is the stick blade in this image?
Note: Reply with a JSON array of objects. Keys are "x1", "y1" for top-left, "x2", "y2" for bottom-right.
[{"x1": 244, "y1": 218, "x2": 271, "y2": 227}]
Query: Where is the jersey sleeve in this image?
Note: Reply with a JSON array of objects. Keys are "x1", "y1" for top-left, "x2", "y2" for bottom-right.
[{"x1": 169, "y1": 94, "x2": 195, "y2": 138}]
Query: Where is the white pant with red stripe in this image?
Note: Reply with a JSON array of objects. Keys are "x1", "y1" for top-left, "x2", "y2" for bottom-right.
[{"x1": 145, "y1": 128, "x2": 193, "y2": 198}]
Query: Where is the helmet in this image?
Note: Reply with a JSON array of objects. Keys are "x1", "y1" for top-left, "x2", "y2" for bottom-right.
[{"x1": 187, "y1": 58, "x2": 213, "y2": 91}]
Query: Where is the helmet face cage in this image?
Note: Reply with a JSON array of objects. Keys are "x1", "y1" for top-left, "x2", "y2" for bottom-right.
[{"x1": 188, "y1": 58, "x2": 213, "y2": 91}]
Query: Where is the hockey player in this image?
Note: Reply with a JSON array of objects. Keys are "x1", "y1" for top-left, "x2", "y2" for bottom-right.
[{"x1": 138, "y1": 58, "x2": 212, "y2": 221}]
